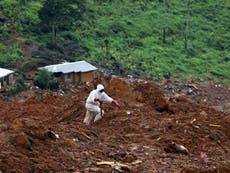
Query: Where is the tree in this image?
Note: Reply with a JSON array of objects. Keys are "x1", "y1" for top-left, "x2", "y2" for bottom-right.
[
  {"x1": 38, "y1": 0, "x2": 85, "y2": 45},
  {"x1": 162, "y1": 0, "x2": 168, "y2": 44},
  {"x1": 184, "y1": 0, "x2": 191, "y2": 49}
]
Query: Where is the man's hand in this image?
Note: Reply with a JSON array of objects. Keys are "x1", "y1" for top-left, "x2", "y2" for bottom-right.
[
  {"x1": 112, "y1": 100, "x2": 121, "y2": 108},
  {"x1": 94, "y1": 98, "x2": 103, "y2": 105}
]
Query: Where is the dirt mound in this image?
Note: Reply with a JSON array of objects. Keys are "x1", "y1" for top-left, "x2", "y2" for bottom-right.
[{"x1": 0, "y1": 77, "x2": 229, "y2": 173}]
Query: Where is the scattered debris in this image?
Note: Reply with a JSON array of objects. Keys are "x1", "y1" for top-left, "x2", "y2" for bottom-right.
[
  {"x1": 126, "y1": 111, "x2": 131, "y2": 115},
  {"x1": 200, "y1": 152, "x2": 209, "y2": 164},
  {"x1": 112, "y1": 163, "x2": 122, "y2": 172},
  {"x1": 190, "y1": 118, "x2": 196, "y2": 124},
  {"x1": 0, "y1": 78, "x2": 229, "y2": 172},
  {"x1": 96, "y1": 161, "x2": 132, "y2": 172},
  {"x1": 164, "y1": 142, "x2": 189, "y2": 155},
  {"x1": 209, "y1": 124, "x2": 221, "y2": 128},
  {"x1": 76, "y1": 131, "x2": 91, "y2": 140},
  {"x1": 47, "y1": 129, "x2": 60, "y2": 139}
]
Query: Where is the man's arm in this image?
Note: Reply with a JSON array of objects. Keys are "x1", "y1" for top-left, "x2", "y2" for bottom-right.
[
  {"x1": 94, "y1": 98, "x2": 103, "y2": 105},
  {"x1": 112, "y1": 99, "x2": 121, "y2": 108}
]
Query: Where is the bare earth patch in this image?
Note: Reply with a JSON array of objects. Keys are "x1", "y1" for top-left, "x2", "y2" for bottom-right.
[{"x1": 0, "y1": 77, "x2": 229, "y2": 173}]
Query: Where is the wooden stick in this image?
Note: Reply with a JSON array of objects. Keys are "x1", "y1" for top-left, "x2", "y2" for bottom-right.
[
  {"x1": 96, "y1": 161, "x2": 131, "y2": 170},
  {"x1": 209, "y1": 124, "x2": 221, "y2": 128}
]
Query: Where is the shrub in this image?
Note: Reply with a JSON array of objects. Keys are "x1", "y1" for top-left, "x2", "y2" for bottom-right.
[
  {"x1": 34, "y1": 69, "x2": 59, "y2": 90},
  {"x1": 0, "y1": 47, "x2": 23, "y2": 68},
  {"x1": 5, "y1": 74, "x2": 28, "y2": 97}
]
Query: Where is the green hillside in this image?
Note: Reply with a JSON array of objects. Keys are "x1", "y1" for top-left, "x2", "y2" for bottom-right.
[{"x1": 0, "y1": 0, "x2": 229, "y2": 83}]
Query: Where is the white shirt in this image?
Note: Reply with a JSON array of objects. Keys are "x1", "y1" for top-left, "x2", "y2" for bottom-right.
[{"x1": 86, "y1": 89, "x2": 113, "y2": 106}]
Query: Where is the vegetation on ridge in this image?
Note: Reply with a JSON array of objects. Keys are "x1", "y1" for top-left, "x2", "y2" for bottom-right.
[{"x1": 0, "y1": 0, "x2": 229, "y2": 83}]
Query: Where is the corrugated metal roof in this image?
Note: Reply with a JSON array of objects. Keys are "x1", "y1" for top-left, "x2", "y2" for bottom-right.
[
  {"x1": 0, "y1": 68, "x2": 14, "y2": 78},
  {"x1": 40, "y1": 61, "x2": 97, "y2": 74}
]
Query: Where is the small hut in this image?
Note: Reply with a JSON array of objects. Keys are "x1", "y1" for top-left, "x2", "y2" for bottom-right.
[{"x1": 40, "y1": 61, "x2": 98, "y2": 83}]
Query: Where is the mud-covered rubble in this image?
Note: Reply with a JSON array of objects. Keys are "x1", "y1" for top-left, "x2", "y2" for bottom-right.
[
  {"x1": 160, "y1": 79, "x2": 230, "y2": 113},
  {"x1": 0, "y1": 77, "x2": 230, "y2": 173}
]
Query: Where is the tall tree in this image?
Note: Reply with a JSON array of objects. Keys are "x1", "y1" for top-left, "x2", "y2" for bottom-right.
[
  {"x1": 38, "y1": 0, "x2": 85, "y2": 45},
  {"x1": 184, "y1": 0, "x2": 190, "y2": 49},
  {"x1": 162, "y1": 0, "x2": 168, "y2": 44}
]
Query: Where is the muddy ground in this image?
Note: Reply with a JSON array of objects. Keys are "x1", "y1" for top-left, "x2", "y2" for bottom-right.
[{"x1": 0, "y1": 77, "x2": 230, "y2": 173}]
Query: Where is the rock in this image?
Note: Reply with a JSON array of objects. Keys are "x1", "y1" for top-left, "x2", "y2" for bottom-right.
[
  {"x1": 223, "y1": 102, "x2": 230, "y2": 113},
  {"x1": 173, "y1": 94, "x2": 192, "y2": 103},
  {"x1": 47, "y1": 129, "x2": 60, "y2": 139},
  {"x1": 186, "y1": 88, "x2": 193, "y2": 95},
  {"x1": 15, "y1": 132, "x2": 33, "y2": 150},
  {"x1": 155, "y1": 97, "x2": 169, "y2": 112},
  {"x1": 174, "y1": 143, "x2": 189, "y2": 155},
  {"x1": 31, "y1": 49, "x2": 61, "y2": 61},
  {"x1": 84, "y1": 167, "x2": 101, "y2": 172},
  {"x1": 62, "y1": 41, "x2": 89, "y2": 57},
  {"x1": 211, "y1": 106, "x2": 224, "y2": 112},
  {"x1": 0, "y1": 16, "x2": 6, "y2": 23},
  {"x1": 64, "y1": 139, "x2": 76, "y2": 148},
  {"x1": 200, "y1": 111, "x2": 208, "y2": 119},
  {"x1": 164, "y1": 142, "x2": 189, "y2": 155},
  {"x1": 11, "y1": 119, "x2": 24, "y2": 131}
]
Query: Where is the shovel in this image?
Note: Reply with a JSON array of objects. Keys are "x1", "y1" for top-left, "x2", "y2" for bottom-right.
[{"x1": 94, "y1": 104, "x2": 103, "y2": 122}]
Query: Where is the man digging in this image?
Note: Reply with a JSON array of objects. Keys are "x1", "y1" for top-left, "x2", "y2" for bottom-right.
[{"x1": 83, "y1": 84, "x2": 120, "y2": 125}]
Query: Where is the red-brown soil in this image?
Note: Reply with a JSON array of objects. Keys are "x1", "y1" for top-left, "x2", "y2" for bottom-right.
[{"x1": 0, "y1": 77, "x2": 230, "y2": 173}]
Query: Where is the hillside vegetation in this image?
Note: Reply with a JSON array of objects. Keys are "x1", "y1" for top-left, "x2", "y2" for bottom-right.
[{"x1": 0, "y1": 0, "x2": 229, "y2": 83}]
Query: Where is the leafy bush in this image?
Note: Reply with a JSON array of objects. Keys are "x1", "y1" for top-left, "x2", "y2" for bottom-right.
[
  {"x1": 34, "y1": 69, "x2": 59, "y2": 90},
  {"x1": 0, "y1": 47, "x2": 23, "y2": 68},
  {"x1": 5, "y1": 74, "x2": 28, "y2": 96},
  {"x1": 0, "y1": 0, "x2": 41, "y2": 32}
]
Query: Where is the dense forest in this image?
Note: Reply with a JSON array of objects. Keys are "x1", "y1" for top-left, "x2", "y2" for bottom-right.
[{"x1": 0, "y1": 0, "x2": 229, "y2": 83}]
